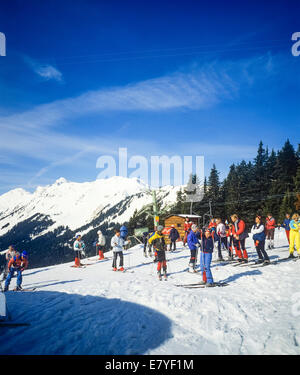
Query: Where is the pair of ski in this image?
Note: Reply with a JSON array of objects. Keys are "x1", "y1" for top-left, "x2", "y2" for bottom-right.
[
  {"x1": 273, "y1": 256, "x2": 300, "y2": 264},
  {"x1": 235, "y1": 256, "x2": 300, "y2": 268},
  {"x1": 70, "y1": 263, "x2": 94, "y2": 268},
  {"x1": 0, "y1": 321, "x2": 30, "y2": 327},
  {"x1": 13, "y1": 287, "x2": 36, "y2": 292},
  {"x1": 175, "y1": 282, "x2": 229, "y2": 289},
  {"x1": 212, "y1": 259, "x2": 239, "y2": 266},
  {"x1": 112, "y1": 268, "x2": 134, "y2": 273}
]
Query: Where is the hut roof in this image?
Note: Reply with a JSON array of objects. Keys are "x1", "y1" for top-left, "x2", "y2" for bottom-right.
[{"x1": 165, "y1": 214, "x2": 201, "y2": 219}]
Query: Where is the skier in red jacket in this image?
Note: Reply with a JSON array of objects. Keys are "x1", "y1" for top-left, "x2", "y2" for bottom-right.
[
  {"x1": 183, "y1": 217, "x2": 193, "y2": 247},
  {"x1": 4, "y1": 251, "x2": 29, "y2": 291},
  {"x1": 230, "y1": 214, "x2": 249, "y2": 263},
  {"x1": 265, "y1": 214, "x2": 276, "y2": 249}
]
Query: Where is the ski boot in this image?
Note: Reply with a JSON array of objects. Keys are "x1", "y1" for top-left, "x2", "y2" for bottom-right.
[
  {"x1": 14, "y1": 286, "x2": 23, "y2": 291},
  {"x1": 113, "y1": 267, "x2": 117, "y2": 271},
  {"x1": 288, "y1": 253, "x2": 296, "y2": 259},
  {"x1": 3, "y1": 285, "x2": 8, "y2": 292},
  {"x1": 157, "y1": 271, "x2": 162, "y2": 281},
  {"x1": 206, "y1": 282, "x2": 215, "y2": 288},
  {"x1": 188, "y1": 265, "x2": 197, "y2": 273},
  {"x1": 263, "y1": 259, "x2": 271, "y2": 265},
  {"x1": 163, "y1": 271, "x2": 167, "y2": 281},
  {"x1": 118, "y1": 267, "x2": 124, "y2": 272},
  {"x1": 198, "y1": 280, "x2": 206, "y2": 286},
  {"x1": 144, "y1": 252, "x2": 148, "y2": 258},
  {"x1": 255, "y1": 259, "x2": 264, "y2": 265}
]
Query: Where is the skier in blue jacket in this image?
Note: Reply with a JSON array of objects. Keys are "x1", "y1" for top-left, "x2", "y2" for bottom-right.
[
  {"x1": 251, "y1": 216, "x2": 270, "y2": 264},
  {"x1": 199, "y1": 228, "x2": 216, "y2": 287},
  {"x1": 279, "y1": 213, "x2": 291, "y2": 244},
  {"x1": 187, "y1": 225, "x2": 200, "y2": 272}
]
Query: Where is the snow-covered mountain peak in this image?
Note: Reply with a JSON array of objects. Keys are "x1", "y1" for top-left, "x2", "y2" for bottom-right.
[{"x1": 0, "y1": 176, "x2": 181, "y2": 239}]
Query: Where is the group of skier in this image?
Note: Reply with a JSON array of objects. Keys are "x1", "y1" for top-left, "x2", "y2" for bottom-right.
[
  {"x1": 1, "y1": 211, "x2": 300, "y2": 290},
  {"x1": 72, "y1": 226, "x2": 131, "y2": 272},
  {"x1": 1, "y1": 246, "x2": 29, "y2": 291}
]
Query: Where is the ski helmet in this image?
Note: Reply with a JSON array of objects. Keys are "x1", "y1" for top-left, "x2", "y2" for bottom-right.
[
  {"x1": 75, "y1": 233, "x2": 81, "y2": 238},
  {"x1": 21, "y1": 251, "x2": 28, "y2": 258}
]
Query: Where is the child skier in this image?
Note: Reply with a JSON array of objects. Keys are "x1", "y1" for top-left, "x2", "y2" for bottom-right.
[
  {"x1": 148, "y1": 225, "x2": 167, "y2": 280},
  {"x1": 111, "y1": 228, "x2": 130, "y2": 271},
  {"x1": 266, "y1": 214, "x2": 276, "y2": 249},
  {"x1": 96, "y1": 230, "x2": 106, "y2": 260},
  {"x1": 73, "y1": 233, "x2": 86, "y2": 267},
  {"x1": 187, "y1": 224, "x2": 200, "y2": 273},
  {"x1": 226, "y1": 223, "x2": 235, "y2": 259},
  {"x1": 251, "y1": 216, "x2": 270, "y2": 265},
  {"x1": 199, "y1": 229, "x2": 215, "y2": 287},
  {"x1": 1, "y1": 245, "x2": 18, "y2": 281},
  {"x1": 288, "y1": 213, "x2": 300, "y2": 258},
  {"x1": 4, "y1": 251, "x2": 28, "y2": 291}
]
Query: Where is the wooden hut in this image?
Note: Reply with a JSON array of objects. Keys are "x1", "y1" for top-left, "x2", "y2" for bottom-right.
[{"x1": 163, "y1": 214, "x2": 201, "y2": 244}]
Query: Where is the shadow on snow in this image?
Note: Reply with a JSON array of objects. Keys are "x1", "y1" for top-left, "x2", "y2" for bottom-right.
[{"x1": 0, "y1": 289, "x2": 172, "y2": 355}]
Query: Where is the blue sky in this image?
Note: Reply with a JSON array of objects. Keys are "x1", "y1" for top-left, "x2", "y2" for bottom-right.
[{"x1": 0, "y1": 0, "x2": 299, "y2": 193}]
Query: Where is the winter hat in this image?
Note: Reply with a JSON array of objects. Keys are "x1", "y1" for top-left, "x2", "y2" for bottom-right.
[
  {"x1": 75, "y1": 233, "x2": 81, "y2": 238},
  {"x1": 21, "y1": 251, "x2": 28, "y2": 258},
  {"x1": 97, "y1": 230, "x2": 102, "y2": 235},
  {"x1": 157, "y1": 225, "x2": 164, "y2": 232},
  {"x1": 191, "y1": 224, "x2": 198, "y2": 231}
]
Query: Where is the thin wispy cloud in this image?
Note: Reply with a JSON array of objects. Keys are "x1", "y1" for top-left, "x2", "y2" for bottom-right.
[
  {"x1": 24, "y1": 56, "x2": 63, "y2": 82},
  {"x1": 1, "y1": 58, "x2": 242, "y2": 131},
  {"x1": 1, "y1": 53, "x2": 277, "y2": 134}
]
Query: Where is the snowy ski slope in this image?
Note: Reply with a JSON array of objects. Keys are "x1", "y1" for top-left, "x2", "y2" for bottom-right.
[{"x1": 0, "y1": 228, "x2": 299, "y2": 355}]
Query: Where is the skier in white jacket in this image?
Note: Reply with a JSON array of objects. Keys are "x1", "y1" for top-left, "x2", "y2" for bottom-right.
[
  {"x1": 111, "y1": 228, "x2": 131, "y2": 271},
  {"x1": 216, "y1": 218, "x2": 228, "y2": 261},
  {"x1": 96, "y1": 230, "x2": 106, "y2": 260},
  {"x1": 73, "y1": 233, "x2": 86, "y2": 267}
]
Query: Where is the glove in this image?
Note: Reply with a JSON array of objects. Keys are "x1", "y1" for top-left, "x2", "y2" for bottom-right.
[{"x1": 81, "y1": 250, "x2": 86, "y2": 257}]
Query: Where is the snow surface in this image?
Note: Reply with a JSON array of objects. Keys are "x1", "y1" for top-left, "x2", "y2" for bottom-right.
[
  {"x1": 0, "y1": 177, "x2": 181, "y2": 237},
  {"x1": 0, "y1": 228, "x2": 300, "y2": 355}
]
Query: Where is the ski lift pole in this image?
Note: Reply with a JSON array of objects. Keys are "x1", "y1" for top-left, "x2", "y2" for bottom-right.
[{"x1": 152, "y1": 190, "x2": 159, "y2": 230}]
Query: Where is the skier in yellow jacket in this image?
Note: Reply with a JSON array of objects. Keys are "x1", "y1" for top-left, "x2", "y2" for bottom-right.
[
  {"x1": 148, "y1": 225, "x2": 167, "y2": 280},
  {"x1": 289, "y1": 213, "x2": 300, "y2": 258}
]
